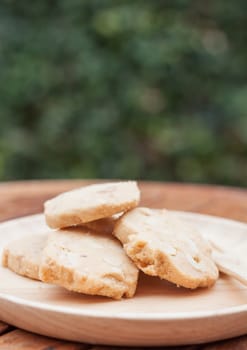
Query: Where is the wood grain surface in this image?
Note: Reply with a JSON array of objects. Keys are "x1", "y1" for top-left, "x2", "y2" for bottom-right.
[{"x1": 0, "y1": 180, "x2": 246, "y2": 350}]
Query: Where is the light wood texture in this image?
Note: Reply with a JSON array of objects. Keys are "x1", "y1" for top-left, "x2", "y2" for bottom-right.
[
  {"x1": 0, "y1": 212, "x2": 246, "y2": 346},
  {"x1": 0, "y1": 180, "x2": 246, "y2": 349},
  {"x1": 0, "y1": 329, "x2": 87, "y2": 350}
]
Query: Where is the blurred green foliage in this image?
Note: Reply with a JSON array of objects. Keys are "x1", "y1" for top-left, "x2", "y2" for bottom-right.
[{"x1": 0, "y1": 1, "x2": 246, "y2": 185}]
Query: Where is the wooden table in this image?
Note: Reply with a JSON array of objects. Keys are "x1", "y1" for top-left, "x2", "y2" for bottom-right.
[{"x1": 0, "y1": 180, "x2": 246, "y2": 350}]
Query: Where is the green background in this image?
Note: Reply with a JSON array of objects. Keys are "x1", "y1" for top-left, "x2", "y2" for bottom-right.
[{"x1": 0, "y1": 1, "x2": 246, "y2": 186}]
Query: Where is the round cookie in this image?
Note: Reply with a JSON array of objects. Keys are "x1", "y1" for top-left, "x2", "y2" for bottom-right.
[
  {"x1": 40, "y1": 227, "x2": 139, "y2": 299},
  {"x1": 2, "y1": 233, "x2": 48, "y2": 280},
  {"x1": 44, "y1": 181, "x2": 140, "y2": 229},
  {"x1": 113, "y1": 207, "x2": 219, "y2": 289}
]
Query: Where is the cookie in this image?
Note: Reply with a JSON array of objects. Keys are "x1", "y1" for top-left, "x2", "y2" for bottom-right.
[
  {"x1": 2, "y1": 233, "x2": 48, "y2": 280},
  {"x1": 83, "y1": 213, "x2": 121, "y2": 235},
  {"x1": 40, "y1": 227, "x2": 139, "y2": 299},
  {"x1": 44, "y1": 181, "x2": 140, "y2": 229},
  {"x1": 113, "y1": 207, "x2": 219, "y2": 289}
]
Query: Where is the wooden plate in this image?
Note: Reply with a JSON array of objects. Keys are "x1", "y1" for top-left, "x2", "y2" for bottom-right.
[{"x1": 0, "y1": 212, "x2": 246, "y2": 346}]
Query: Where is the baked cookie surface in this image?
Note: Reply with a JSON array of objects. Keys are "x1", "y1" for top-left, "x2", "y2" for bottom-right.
[
  {"x1": 2, "y1": 233, "x2": 48, "y2": 280},
  {"x1": 113, "y1": 207, "x2": 219, "y2": 289},
  {"x1": 40, "y1": 227, "x2": 139, "y2": 299},
  {"x1": 44, "y1": 181, "x2": 139, "y2": 229},
  {"x1": 82, "y1": 213, "x2": 121, "y2": 235}
]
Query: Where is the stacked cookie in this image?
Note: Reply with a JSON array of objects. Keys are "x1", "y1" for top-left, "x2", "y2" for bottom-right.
[{"x1": 2, "y1": 181, "x2": 219, "y2": 299}]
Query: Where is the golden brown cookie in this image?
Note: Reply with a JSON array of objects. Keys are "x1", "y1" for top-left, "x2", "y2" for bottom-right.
[
  {"x1": 113, "y1": 207, "x2": 219, "y2": 289},
  {"x1": 40, "y1": 227, "x2": 139, "y2": 299},
  {"x1": 2, "y1": 233, "x2": 48, "y2": 280},
  {"x1": 82, "y1": 213, "x2": 121, "y2": 235},
  {"x1": 44, "y1": 181, "x2": 140, "y2": 229}
]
